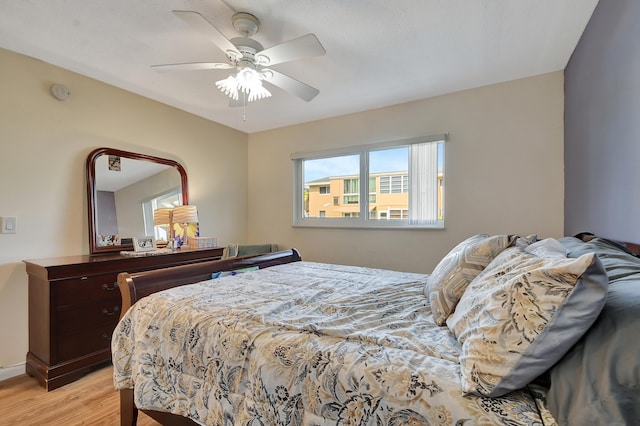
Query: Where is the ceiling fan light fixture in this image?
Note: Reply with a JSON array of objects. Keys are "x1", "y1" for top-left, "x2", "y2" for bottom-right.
[
  {"x1": 159, "y1": 10, "x2": 324, "y2": 106},
  {"x1": 215, "y1": 67, "x2": 271, "y2": 103},
  {"x1": 236, "y1": 67, "x2": 271, "y2": 102},
  {"x1": 236, "y1": 67, "x2": 259, "y2": 88},
  {"x1": 246, "y1": 81, "x2": 271, "y2": 102},
  {"x1": 215, "y1": 75, "x2": 239, "y2": 100}
]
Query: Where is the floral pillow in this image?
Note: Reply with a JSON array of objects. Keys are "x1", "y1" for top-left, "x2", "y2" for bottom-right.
[
  {"x1": 446, "y1": 240, "x2": 608, "y2": 397},
  {"x1": 425, "y1": 234, "x2": 516, "y2": 325}
]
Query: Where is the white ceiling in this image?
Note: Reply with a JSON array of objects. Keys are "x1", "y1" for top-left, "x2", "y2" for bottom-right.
[{"x1": 0, "y1": 0, "x2": 598, "y2": 134}]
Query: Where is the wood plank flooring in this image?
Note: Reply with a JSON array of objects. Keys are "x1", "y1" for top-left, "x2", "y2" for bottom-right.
[{"x1": 0, "y1": 365, "x2": 159, "y2": 425}]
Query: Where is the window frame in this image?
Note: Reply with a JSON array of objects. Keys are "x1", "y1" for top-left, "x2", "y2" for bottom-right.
[
  {"x1": 142, "y1": 188, "x2": 182, "y2": 239},
  {"x1": 292, "y1": 134, "x2": 446, "y2": 229}
]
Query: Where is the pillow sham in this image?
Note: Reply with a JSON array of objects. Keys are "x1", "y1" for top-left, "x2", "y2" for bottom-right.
[
  {"x1": 446, "y1": 241, "x2": 607, "y2": 397},
  {"x1": 426, "y1": 234, "x2": 516, "y2": 325}
]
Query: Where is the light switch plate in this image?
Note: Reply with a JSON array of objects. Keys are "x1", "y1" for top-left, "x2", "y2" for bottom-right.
[{"x1": 1, "y1": 216, "x2": 17, "y2": 234}]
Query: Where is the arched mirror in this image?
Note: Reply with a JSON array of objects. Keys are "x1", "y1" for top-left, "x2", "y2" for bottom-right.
[{"x1": 86, "y1": 148, "x2": 188, "y2": 255}]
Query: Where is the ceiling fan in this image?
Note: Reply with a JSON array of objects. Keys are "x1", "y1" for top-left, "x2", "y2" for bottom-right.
[{"x1": 152, "y1": 10, "x2": 326, "y2": 105}]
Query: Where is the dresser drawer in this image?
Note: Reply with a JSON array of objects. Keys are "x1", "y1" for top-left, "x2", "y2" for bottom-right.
[
  {"x1": 56, "y1": 298, "x2": 121, "y2": 335},
  {"x1": 53, "y1": 274, "x2": 121, "y2": 307},
  {"x1": 56, "y1": 323, "x2": 115, "y2": 361}
]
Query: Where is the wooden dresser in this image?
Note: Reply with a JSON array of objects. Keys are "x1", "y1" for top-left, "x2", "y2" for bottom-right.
[{"x1": 23, "y1": 246, "x2": 224, "y2": 391}]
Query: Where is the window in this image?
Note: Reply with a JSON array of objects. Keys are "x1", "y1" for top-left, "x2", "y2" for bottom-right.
[
  {"x1": 343, "y1": 178, "x2": 358, "y2": 194},
  {"x1": 142, "y1": 189, "x2": 182, "y2": 239},
  {"x1": 292, "y1": 135, "x2": 446, "y2": 228},
  {"x1": 343, "y1": 195, "x2": 359, "y2": 205}
]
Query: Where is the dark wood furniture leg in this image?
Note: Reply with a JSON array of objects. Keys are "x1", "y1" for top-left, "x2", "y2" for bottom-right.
[{"x1": 120, "y1": 388, "x2": 138, "y2": 426}]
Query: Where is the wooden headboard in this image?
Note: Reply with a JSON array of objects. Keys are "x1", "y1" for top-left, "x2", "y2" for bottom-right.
[
  {"x1": 626, "y1": 241, "x2": 640, "y2": 257},
  {"x1": 117, "y1": 248, "x2": 302, "y2": 318}
]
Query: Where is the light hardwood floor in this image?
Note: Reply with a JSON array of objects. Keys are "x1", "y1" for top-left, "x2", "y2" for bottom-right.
[{"x1": 0, "y1": 365, "x2": 159, "y2": 425}]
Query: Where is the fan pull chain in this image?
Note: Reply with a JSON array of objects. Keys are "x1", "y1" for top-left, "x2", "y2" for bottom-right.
[{"x1": 243, "y1": 91, "x2": 247, "y2": 122}]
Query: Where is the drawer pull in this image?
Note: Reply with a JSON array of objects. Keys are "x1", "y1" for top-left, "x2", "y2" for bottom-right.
[
  {"x1": 101, "y1": 282, "x2": 119, "y2": 291},
  {"x1": 102, "y1": 306, "x2": 120, "y2": 316}
]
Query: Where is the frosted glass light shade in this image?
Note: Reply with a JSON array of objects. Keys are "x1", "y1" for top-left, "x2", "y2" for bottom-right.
[{"x1": 215, "y1": 67, "x2": 272, "y2": 103}]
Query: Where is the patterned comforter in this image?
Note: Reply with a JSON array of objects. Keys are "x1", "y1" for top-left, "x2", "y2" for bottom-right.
[{"x1": 112, "y1": 261, "x2": 555, "y2": 425}]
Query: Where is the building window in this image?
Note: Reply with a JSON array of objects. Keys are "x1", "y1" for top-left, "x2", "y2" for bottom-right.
[
  {"x1": 343, "y1": 178, "x2": 358, "y2": 194},
  {"x1": 343, "y1": 195, "x2": 359, "y2": 204},
  {"x1": 369, "y1": 177, "x2": 376, "y2": 203},
  {"x1": 293, "y1": 135, "x2": 446, "y2": 228},
  {"x1": 379, "y1": 175, "x2": 408, "y2": 194},
  {"x1": 343, "y1": 178, "x2": 359, "y2": 204},
  {"x1": 389, "y1": 209, "x2": 409, "y2": 220}
]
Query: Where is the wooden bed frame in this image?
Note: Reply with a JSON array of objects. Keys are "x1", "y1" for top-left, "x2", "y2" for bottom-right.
[{"x1": 115, "y1": 249, "x2": 302, "y2": 426}]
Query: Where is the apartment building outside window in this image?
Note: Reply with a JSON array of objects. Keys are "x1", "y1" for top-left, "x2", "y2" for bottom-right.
[{"x1": 293, "y1": 135, "x2": 446, "y2": 228}]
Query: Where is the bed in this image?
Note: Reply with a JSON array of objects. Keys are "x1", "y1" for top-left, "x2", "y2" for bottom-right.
[{"x1": 112, "y1": 236, "x2": 640, "y2": 426}]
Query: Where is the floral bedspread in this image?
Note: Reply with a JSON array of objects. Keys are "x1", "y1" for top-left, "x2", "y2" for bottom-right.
[{"x1": 112, "y1": 261, "x2": 555, "y2": 425}]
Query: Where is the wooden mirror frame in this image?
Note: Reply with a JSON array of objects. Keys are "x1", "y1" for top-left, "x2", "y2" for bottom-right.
[{"x1": 86, "y1": 148, "x2": 188, "y2": 255}]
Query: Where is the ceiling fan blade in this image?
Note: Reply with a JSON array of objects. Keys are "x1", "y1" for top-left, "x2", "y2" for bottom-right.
[
  {"x1": 151, "y1": 62, "x2": 234, "y2": 72},
  {"x1": 172, "y1": 10, "x2": 242, "y2": 60},
  {"x1": 256, "y1": 34, "x2": 325, "y2": 66},
  {"x1": 262, "y1": 69, "x2": 320, "y2": 101}
]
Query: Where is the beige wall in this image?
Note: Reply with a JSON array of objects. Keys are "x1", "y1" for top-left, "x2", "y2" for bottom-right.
[
  {"x1": 247, "y1": 72, "x2": 565, "y2": 273},
  {"x1": 0, "y1": 48, "x2": 248, "y2": 373}
]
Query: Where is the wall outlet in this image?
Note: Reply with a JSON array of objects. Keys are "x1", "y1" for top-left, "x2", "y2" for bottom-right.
[{"x1": 1, "y1": 216, "x2": 17, "y2": 234}]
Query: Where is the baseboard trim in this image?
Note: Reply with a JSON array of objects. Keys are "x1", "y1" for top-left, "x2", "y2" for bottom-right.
[{"x1": 0, "y1": 363, "x2": 26, "y2": 382}]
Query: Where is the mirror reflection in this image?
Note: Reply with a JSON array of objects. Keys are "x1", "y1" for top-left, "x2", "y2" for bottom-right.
[{"x1": 87, "y1": 148, "x2": 188, "y2": 254}]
